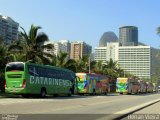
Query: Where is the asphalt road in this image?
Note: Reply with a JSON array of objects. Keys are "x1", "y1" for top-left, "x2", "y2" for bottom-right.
[{"x1": 0, "y1": 92, "x2": 159, "y2": 120}]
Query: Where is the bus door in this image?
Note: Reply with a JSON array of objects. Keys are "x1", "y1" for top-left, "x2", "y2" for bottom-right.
[
  {"x1": 76, "y1": 74, "x2": 87, "y2": 93},
  {"x1": 89, "y1": 76, "x2": 96, "y2": 94},
  {"x1": 74, "y1": 76, "x2": 80, "y2": 94}
]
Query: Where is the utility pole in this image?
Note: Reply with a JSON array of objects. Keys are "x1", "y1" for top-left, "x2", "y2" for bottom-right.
[{"x1": 88, "y1": 55, "x2": 91, "y2": 73}]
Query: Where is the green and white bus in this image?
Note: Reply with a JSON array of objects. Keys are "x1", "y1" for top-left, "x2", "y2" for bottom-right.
[{"x1": 5, "y1": 62, "x2": 76, "y2": 97}]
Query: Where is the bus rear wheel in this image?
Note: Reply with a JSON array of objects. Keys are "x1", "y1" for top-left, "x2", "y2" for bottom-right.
[
  {"x1": 104, "y1": 90, "x2": 108, "y2": 95},
  {"x1": 93, "y1": 89, "x2": 96, "y2": 95},
  {"x1": 40, "y1": 88, "x2": 46, "y2": 98},
  {"x1": 68, "y1": 89, "x2": 72, "y2": 97}
]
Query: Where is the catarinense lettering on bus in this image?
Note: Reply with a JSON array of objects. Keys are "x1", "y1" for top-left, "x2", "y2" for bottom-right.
[{"x1": 29, "y1": 76, "x2": 72, "y2": 86}]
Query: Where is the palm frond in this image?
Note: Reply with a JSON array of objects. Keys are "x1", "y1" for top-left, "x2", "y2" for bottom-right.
[
  {"x1": 29, "y1": 24, "x2": 41, "y2": 43},
  {"x1": 41, "y1": 44, "x2": 54, "y2": 49},
  {"x1": 37, "y1": 55, "x2": 51, "y2": 65},
  {"x1": 43, "y1": 52, "x2": 55, "y2": 58},
  {"x1": 36, "y1": 32, "x2": 49, "y2": 45},
  {"x1": 20, "y1": 26, "x2": 30, "y2": 45},
  {"x1": 8, "y1": 45, "x2": 23, "y2": 52}
]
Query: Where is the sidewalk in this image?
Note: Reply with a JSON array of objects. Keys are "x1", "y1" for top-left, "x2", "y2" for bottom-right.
[
  {"x1": 121, "y1": 102, "x2": 160, "y2": 120},
  {"x1": 134, "y1": 102, "x2": 160, "y2": 114}
]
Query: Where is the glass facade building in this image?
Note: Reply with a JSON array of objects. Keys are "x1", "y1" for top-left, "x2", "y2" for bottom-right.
[
  {"x1": 119, "y1": 26, "x2": 138, "y2": 46},
  {"x1": 0, "y1": 15, "x2": 19, "y2": 44}
]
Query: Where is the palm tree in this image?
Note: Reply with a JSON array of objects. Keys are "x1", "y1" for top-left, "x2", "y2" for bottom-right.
[
  {"x1": 91, "y1": 60, "x2": 104, "y2": 74},
  {"x1": 64, "y1": 59, "x2": 77, "y2": 72},
  {"x1": 103, "y1": 58, "x2": 121, "y2": 92},
  {"x1": 90, "y1": 60, "x2": 97, "y2": 73},
  {"x1": 50, "y1": 51, "x2": 77, "y2": 72},
  {"x1": 75, "y1": 55, "x2": 90, "y2": 73},
  {"x1": 61, "y1": 55, "x2": 90, "y2": 73},
  {"x1": 105, "y1": 58, "x2": 118, "y2": 70},
  {"x1": 9, "y1": 24, "x2": 54, "y2": 64},
  {"x1": 55, "y1": 51, "x2": 68, "y2": 67},
  {"x1": 116, "y1": 68, "x2": 124, "y2": 77}
]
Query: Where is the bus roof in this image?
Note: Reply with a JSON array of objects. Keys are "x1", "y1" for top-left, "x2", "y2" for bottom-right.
[
  {"x1": 76, "y1": 73, "x2": 108, "y2": 77},
  {"x1": 6, "y1": 62, "x2": 75, "y2": 74},
  {"x1": 7, "y1": 62, "x2": 24, "y2": 65},
  {"x1": 26, "y1": 62, "x2": 75, "y2": 74}
]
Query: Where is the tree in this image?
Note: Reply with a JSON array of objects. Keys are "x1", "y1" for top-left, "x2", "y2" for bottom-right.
[
  {"x1": 50, "y1": 51, "x2": 77, "y2": 72},
  {"x1": 8, "y1": 24, "x2": 54, "y2": 64},
  {"x1": 75, "y1": 55, "x2": 90, "y2": 73},
  {"x1": 54, "y1": 51, "x2": 68, "y2": 67},
  {"x1": 91, "y1": 60, "x2": 104, "y2": 74},
  {"x1": 64, "y1": 59, "x2": 77, "y2": 72},
  {"x1": 0, "y1": 37, "x2": 16, "y2": 92},
  {"x1": 103, "y1": 58, "x2": 123, "y2": 92}
]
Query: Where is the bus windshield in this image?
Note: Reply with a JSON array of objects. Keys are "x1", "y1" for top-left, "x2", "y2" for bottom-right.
[{"x1": 6, "y1": 62, "x2": 24, "y2": 72}]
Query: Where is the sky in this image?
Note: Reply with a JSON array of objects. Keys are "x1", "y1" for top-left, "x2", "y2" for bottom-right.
[{"x1": 1, "y1": 0, "x2": 160, "y2": 50}]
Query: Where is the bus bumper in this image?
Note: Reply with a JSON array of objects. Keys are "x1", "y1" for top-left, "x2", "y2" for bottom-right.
[{"x1": 5, "y1": 88, "x2": 27, "y2": 94}]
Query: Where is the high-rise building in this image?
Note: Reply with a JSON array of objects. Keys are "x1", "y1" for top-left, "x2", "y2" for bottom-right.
[
  {"x1": 118, "y1": 46, "x2": 151, "y2": 79},
  {"x1": 70, "y1": 41, "x2": 92, "y2": 60},
  {"x1": 0, "y1": 15, "x2": 19, "y2": 44},
  {"x1": 99, "y1": 31, "x2": 118, "y2": 47},
  {"x1": 94, "y1": 43, "x2": 151, "y2": 79},
  {"x1": 119, "y1": 26, "x2": 138, "y2": 46}
]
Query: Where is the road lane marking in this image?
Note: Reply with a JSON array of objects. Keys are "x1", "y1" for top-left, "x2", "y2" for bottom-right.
[
  {"x1": 0, "y1": 98, "x2": 64, "y2": 105},
  {"x1": 28, "y1": 100, "x2": 115, "y2": 114}
]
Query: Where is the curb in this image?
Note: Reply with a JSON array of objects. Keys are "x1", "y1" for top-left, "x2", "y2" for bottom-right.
[
  {"x1": 0, "y1": 94, "x2": 6, "y2": 98},
  {"x1": 0, "y1": 94, "x2": 21, "y2": 98},
  {"x1": 97, "y1": 99, "x2": 160, "y2": 120}
]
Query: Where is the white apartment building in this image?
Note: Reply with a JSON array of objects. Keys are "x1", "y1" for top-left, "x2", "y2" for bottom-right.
[
  {"x1": 94, "y1": 43, "x2": 151, "y2": 79},
  {"x1": 94, "y1": 42, "x2": 119, "y2": 64},
  {"x1": 53, "y1": 42, "x2": 66, "y2": 56},
  {"x1": 58, "y1": 40, "x2": 71, "y2": 60},
  {"x1": 94, "y1": 47, "x2": 107, "y2": 63},
  {"x1": 118, "y1": 46, "x2": 151, "y2": 79},
  {"x1": 44, "y1": 40, "x2": 70, "y2": 56},
  {"x1": 0, "y1": 15, "x2": 19, "y2": 44},
  {"x1": 106, "y1": 42, "x2": 119, "y2": 61}
]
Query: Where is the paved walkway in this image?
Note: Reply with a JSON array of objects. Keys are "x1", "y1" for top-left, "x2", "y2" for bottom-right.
[
  {"x1": 134, "y1": 101, "x2": 160, "y2": 114},
  {"x1": 122, "y1": 102, "x2": 160, "y2": 120}
]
